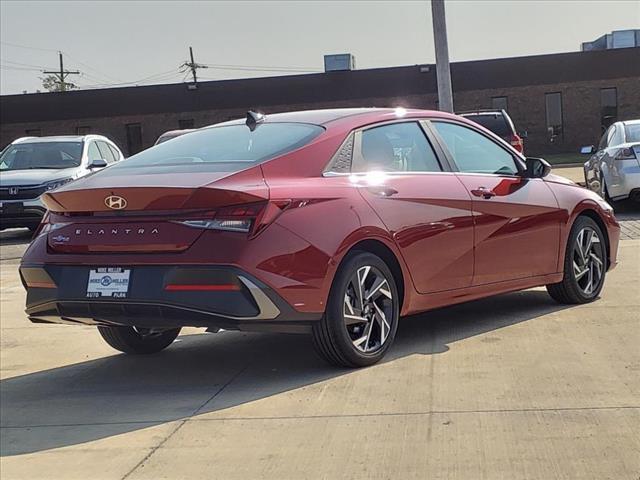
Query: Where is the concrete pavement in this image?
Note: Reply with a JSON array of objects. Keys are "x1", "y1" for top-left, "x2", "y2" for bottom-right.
[{"x1": 1, "y1": 231, "x2": 639, "y2": 478}]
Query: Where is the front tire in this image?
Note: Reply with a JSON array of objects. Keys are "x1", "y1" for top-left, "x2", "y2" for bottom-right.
[
  {"x1": 98, "y1": 326, "x2": 181, "y2": 354},
  {"x1": 312, "y1": 251, "x2": 399, "y2": 368},
  {"x1": 546, "y1": 216, "x2": 607, "y2": 304}
]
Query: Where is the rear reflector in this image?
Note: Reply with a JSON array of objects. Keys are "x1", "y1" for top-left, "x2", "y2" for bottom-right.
[
  {"x1": 20, "y1": 267, "x2": 57, "y2": 289},
  {"x1": 164, "y1": 284, "x2": 241, "y2": 292}
]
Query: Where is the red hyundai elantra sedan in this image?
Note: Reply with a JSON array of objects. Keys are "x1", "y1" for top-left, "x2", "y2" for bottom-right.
[{"x1": 20, "y1": 108, "x2": 620, "y2": 367}]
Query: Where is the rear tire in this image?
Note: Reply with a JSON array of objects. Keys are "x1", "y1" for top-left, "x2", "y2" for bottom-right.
[
  {"x1": 312, "y1": 251, "x2": 399, "y2": 368},
  {"x1": 98, "y1": 326, "x2": 181, "y2": 354},
  {"x1": 546, "y1": 216, "x2": 607, "y2": 304}
]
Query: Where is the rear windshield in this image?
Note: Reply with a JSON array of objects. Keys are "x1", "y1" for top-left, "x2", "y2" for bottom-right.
[
  {"x1": 0, "y1": 141, "x2": 83, "y2": 171},
  {"x1": 463, "y1": 114, "x2": 512, "y2": 137},
  {"x1": 114, "y1": 123, "x2": 323, "y2": 171},
  {"x1": 625, "y1": 123, "x2": 640, "y2": 143}
]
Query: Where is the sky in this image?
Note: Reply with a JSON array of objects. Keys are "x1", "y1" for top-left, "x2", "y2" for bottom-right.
[{"x1": 1, "y1": 0, "x2": 638, "y2": 95}]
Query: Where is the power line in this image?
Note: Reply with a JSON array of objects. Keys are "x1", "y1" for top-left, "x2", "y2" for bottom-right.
[
  {"x1": 62, "y1": 52, "x2": 123, "y2": 84},
  {"x1": 42, "y1": 52, "x2": 80, "y2": 92},
  {"x1": 0, "y1": 40, "x2": 58, "y2": 53},
  {"x1": 180, "y1": 46, "x2": 207, "y2": 84}
]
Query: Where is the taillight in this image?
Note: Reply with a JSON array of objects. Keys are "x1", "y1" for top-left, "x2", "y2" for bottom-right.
[
  {"x1": 33, "y1": 212, "x2": 65, "y2": 237},
  {"x1": 177, "y1": 201, "x2": 290, "y2": 237},
  {"x1": 510, "y1": 134, "x2": 524, "y2": 153}
]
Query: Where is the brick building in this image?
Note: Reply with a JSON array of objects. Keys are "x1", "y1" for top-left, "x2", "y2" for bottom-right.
[{"x1": 1, "y1": 47, "x2": 638, "y2": 156}]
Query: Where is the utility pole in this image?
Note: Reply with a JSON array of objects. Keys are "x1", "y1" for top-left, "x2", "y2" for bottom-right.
[
  {"x1": 181, "y1": 46, "x2": 208, "y2": 84},
  {"x1": 43, "y1": 52, "x2": 79, "y2": 92},
  {"x1": 431, "y1": 0, "x2": 453, "y2": 112}
]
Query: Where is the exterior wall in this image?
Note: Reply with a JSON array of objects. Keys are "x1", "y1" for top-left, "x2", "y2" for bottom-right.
[
  {"x1": 0, "y1": 94, "x2": 437, "y2": 156},
  {"x1": 1, "y1": 78, "x2": 638, "y2": 158},
  {"x1": 453, "y1": 76, "x2": 640, "y2": 155}
]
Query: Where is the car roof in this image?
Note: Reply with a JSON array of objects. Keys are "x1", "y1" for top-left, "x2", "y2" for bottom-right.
[
  {"x1": 458, "y1": 110, "x2": 506, "y2": 117},
  {"x1": 206, "y1": 107, "x2": 458, "y2": 129},
  {"x1": 12, "y1": 134, "x2": 110, "y2": 144},
  {"x1": 159, "y1": 129, "x2": 195, "y2": 137},
  {"x1": 621, "y1": 119, "x2": 640, "y2": 126}
]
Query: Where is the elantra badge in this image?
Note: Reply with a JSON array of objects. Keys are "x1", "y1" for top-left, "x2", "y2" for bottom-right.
[{"x1": 105, "y1": 195, "x2": 127, "y2": 210}]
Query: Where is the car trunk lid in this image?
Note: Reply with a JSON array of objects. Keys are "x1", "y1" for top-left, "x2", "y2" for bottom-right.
[{"x1": 44, "y1": 167, "x2": 269, "y2": 253}]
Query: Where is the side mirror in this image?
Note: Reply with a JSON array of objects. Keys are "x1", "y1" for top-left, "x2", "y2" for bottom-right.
[
  {"x1": 580, "y1": 145, "x2": 595, "y2": 155},
  {"x1": 524, "y1": 157, "x2": 551, "y2": 178},
  {"x1": 88, "y1": 158, "x2": 108, "y2": 169}
]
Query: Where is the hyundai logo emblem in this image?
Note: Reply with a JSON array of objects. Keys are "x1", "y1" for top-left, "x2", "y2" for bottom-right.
[{"x1": 104, "y1": 195, "x2": 127, "y2": 210}]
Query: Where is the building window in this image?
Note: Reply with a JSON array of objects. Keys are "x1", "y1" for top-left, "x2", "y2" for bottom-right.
[
  {"x1": 545, "y1": 92, "x2": 563, "y2": 142},
  {"x1": 76, "y1": 126, "x2": 91, "y2": 135},
  {"x1": 600, "y1": 88, "x2": 617, "y2": 132},
  {"x1": 125, "y1": 123, "x2": 143, "y2": 155},
  {"x1": 492, "y1": 96, "x2": 508, "y2": 111},
  {"x1": 178, "y1": 119, "x2": 195, "y2": 129},
  {"x1": 25, "y1": 128, "x2": 41, "y2": 136}
]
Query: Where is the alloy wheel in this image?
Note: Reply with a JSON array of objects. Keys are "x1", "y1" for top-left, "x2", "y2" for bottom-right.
[
  {"x1": 343, "y1": 265, "x2": 395, "y2": 353},
  {"x1": 572, "y1": 226, "x2": 605, "y2": 295}
]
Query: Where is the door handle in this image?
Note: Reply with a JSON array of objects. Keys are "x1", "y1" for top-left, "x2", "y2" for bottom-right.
[
  {"x1": 470, "y1": 187, "x2": 496, "y2": 199},
  {"x1": 367, "y1": 186, "x2": 399, "y2": 197}
]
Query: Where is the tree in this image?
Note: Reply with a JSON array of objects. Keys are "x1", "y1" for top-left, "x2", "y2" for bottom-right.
[{"x1": 40, "y1": 74, "x2": 78, "y2": 92}]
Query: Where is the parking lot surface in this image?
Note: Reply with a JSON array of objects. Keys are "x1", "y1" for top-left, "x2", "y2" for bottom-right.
[{"x1": 1, "y1": 169, "x2": 639, "y2": 479}]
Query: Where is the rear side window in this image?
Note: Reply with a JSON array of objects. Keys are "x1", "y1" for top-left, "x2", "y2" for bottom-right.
[
  {"x1": 433, "y1": 122, "x2": 518, "y2": 175},
  {"x1": 625, "y1": 123, "x2": 640, "y2": 143},
  {"x1": 462, "y1": 114, "x2": 512, "y2": 137},
  {"x1": 357, "y1": 122, "x2": 441, "y2": 173},
  {"x1": 113, "y1": 123, "x2": 323, "y2": 172}
]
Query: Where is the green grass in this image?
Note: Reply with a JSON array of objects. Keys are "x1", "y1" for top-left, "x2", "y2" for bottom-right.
[{"x1": 542, "y1": 153, "x2": 586, "y2": 166}]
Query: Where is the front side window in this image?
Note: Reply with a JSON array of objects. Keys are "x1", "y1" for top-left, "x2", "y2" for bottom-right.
[
  {"x1": 433, "y1": 122, "x2": 519, "y2": 175},
  {"x1": 97, "y1": 141, "x2": 116, "y2": 163},
  {"x1": 357, "y1": 122, "x2": 441, "y2": 173},
  {"x1": 87, "y1": 142, "x2": 103, "y2": 161},
  {"x1": 0, "y1": 141, "x2": 83, "y2": 171},
  {"x1": 107, "y1": 144, "x2": 122, "y2": 161},
  {"x1": 109, "y1": 123, "x2": 323, "y2": 173}
]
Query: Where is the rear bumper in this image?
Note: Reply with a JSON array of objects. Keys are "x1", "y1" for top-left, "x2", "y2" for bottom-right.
[
  {"x1": 20, "y1": 264, "x2": 321, "y2": 333},
  {"x1": 605, "y1": 161, "x2": 640, "y2": 200}
]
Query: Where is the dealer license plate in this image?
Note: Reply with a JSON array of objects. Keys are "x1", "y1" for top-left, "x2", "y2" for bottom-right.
[{"x1": 87, "y1": 268, "x2": 130, "y2": 298}]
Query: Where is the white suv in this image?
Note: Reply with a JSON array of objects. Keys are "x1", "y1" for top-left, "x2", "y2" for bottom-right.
[{"x1": 0, "y1": 135, "x2": 124, "y2": 231}]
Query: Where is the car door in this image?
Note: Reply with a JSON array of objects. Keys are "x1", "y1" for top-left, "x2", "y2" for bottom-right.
[
  {"x1": 430, "y1": 120, "x2": 561, "y2": 285},
  {"x1": 352, "y1": 121, "x2": 475, "y2": 293}
]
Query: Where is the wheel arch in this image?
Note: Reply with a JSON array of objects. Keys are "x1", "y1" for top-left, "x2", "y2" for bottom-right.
[
  {"x1": 338, "y1": 238, "x2": 408, "y2": 312},
  {"x1": 575, "y1": 208, "x2": 612, "y2": 269}
]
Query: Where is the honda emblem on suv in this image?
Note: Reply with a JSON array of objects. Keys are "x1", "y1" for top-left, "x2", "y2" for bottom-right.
[
  {"x1": 8, "y1": 187, "x2": 19, "y2": 195},
  {"x1": 104, "y1": 195, "x2": 127, "y2": 210}
]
